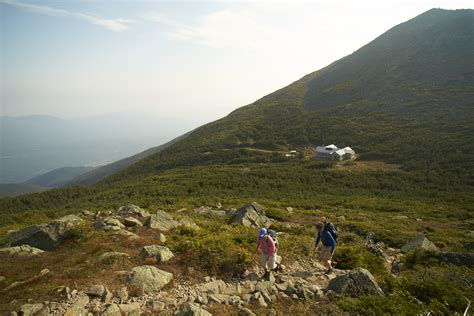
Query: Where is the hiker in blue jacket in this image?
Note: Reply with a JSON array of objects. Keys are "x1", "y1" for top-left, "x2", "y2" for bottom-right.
[{"x1": 315, "y1": 221, "x2": 337, "y2": 273}]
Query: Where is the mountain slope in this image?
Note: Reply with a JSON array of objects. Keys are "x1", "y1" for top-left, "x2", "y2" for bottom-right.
[
  {"x1": 25, "y1": 166, "x2": 96, "y2": 188},
  {"x1": 108, "y1": 8, "x2": 473, "y2": 183},
  {"x1": 65, "y1": 130, "x2": 193, "y2": 186}
]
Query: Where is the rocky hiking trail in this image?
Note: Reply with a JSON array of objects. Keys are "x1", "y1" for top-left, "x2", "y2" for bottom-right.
[{"x1": 1, "y1": 203, "x2": 464, "y2": 315}]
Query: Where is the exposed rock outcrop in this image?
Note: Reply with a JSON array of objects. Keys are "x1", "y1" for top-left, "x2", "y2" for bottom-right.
[
  {"x1": 401, "y1": 234, "x2": 439, "y2": 253},
  {"x1": 0, "y1": 244, "x2": 44, "y2": 257},
  {"x1": 140, "y1": 245, "x2": 175, "y2": 262},
  {"x1": 144, "y1": 210, "x2": 181, "y2": 231},
  {"x1": 7, "y1": 215, "x2": 83, "y2": 250},
  {"x1": 176, "y1": 302, "x2": 212, "y2": 316},
  {"x1": 126, "y1": 265, "x2": 173, "y2": 293},
  {"x1": 327, "y1": 268, "x2": 384, "y2": 297},
  {"x1": 230, "y1": 202, "x2": 273, "y2": 228},
  {"x1": 94, "y1": 217, "x2": 125, "y2": 231},
  {"x1": 116, "y1": 204, "x2": 150, "y2": 218}
]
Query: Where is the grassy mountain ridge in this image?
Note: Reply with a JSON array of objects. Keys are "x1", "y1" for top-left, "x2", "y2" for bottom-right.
[{"x1": 105, "y1": 8, "x2": 473, "y2": 184}]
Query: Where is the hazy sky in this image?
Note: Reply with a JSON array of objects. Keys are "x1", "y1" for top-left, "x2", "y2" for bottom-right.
[{"x1": 1, "y1": 0, "x2": 472, "y2": 124}]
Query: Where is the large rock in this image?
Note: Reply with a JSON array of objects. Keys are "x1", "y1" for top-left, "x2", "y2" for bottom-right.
[
  {"x1": 144, "y1": 210, "x2": 181, "y2": 231},
  {"x1": 439, "y1": 252, "x2": 474, "y2": 267},
  {"x1": 85, "y1": 284, "x2": 113, "y2": 303},
  {"x1": 0, "y1": 245, "x2": 44, "y2": 257},
  {"x1": 176, "y1": 302, "x2": 212, "y2": 316},
  {"x1": 95, "y1": 217, "x2": 125, "y2": 231},
  {"x1": 401, "y1": 234, "x2": 439, "y2": 253},
  {"x1": 99, "y1": 251, "x2": 131, "y2": 263},
  {"x1": 327, "y1": 267, "x2": 384, "y2": 297},
  {"x1": 140, "y1": 245, "x2": 174, "y2": 262},
  {"x1": 193, "y1": 206, "x2": 226, "y2": 217},
  {"x1": 64, "y1": 294, "x2": 89, "y2": 316},
  {"x1": 7, "y1": 214, "x2": 83, "y2": 250},
  {"x1": 116, "y1": 204, "x2": 150, "y2": 218},
  {"x1": 19, "y1": 303, "x2": 45, "y2": 316},
  {"x1": 230, "y1": 202, "x2": 273, "y2": 227},
  {"x1": 123, "y1": 217, "x2": 143, "y2": 227},
  {"x1": 126, "y1": 265, "x2": 173, "y2": 293}
]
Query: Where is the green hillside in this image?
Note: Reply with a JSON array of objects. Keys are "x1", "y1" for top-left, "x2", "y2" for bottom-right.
[{"x1": 107, "y1": 8, "x2": 473, "y2": 184}]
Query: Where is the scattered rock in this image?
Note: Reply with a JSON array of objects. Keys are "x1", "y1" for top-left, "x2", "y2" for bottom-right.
[
  {"x1": 99, "y1": 251, "x2": 131, "y2": 263},
  {"x1": 439, "y1": 252, "x2": 474, "y2": 267},
  {"x1": 146, "y1": 300, "x2": 166, "y2": 312},
  {"x1": 230, "y1": 202, "x2": 273, "y2": 227},
  {"x1": 401, "y1": 234, "x2": 439, "y2": 253},
  {"x1": 95, "y1": 217, "x2": 125, "y2": 231},
  {"x1": 140, "y1": 245, "x2": 175, "y2": 262},
  {"x1": 193, "y1": 206, "x2": 226, "y2": 217},
  {"x1": 116, "y1": 204, "x2": 150, "y2": 218},
  {"x1": 392, "y1": 215, "x2": 409, "y2": 220},
  {"x1": 157, "y1": 233, "x2": 167, "y2": 243},
  {"x1": 79, "y1": 210, "x2": 94, "y2": 217},
  {"x1": 115, "y1": 287, "x2": 129, "y2": 303},
  {"x1": 123, "y1": 217, "x2": 143, "y2": 227},
  {"x1": 118, "y1": 303, "x2": 141, "y2": 316},
  {"x1": 179, "y1": 217, "x2": 200, "y2": 229},
  {"x1": 176, "y1": 302, "x2": 212, "y2": 316},
  {"x1": 286, "y1": 207, "x2": 294, "y2": 214},
  {"x1": 114, "y1": 230, "x2": 140, "y2": 240},
  {"x1": 196, "y1": 279, "x2": 226, "y2": 295},
  {"x1": 85, "y1": 284, "x2": 113, "y2": 303},
  {"x1": 101, "y1": 303, "x2": 121, "y2": 316},
  {"x1": 4, "y1": 268, "x2": 50, "y2": 291},
  {"x1": 0, "y1": 276, "x2": 5, "y2": 282},
  {"x1": 327, "y1": 268, "x2": 384, "y2": 297},
  {"x1": 144, "y1": 210, "x2": 181, "y2": 231},
  {"x1": 238, "y1": 306, "x2": 256, "y2": 316},
  {"x1": 64, "y1": 294, "x2": 89, "y2": 316},
  {"x1": 0, "y1": 245, "x2": 44, "y2": 257},
  {"x1": 126, "y1": 265, "x2": 173, "y2": 293},
  {"x1": 7, "y1": 215, "x2": 83, "y2": 250},
  {"x1": 19, "y1": 303, "x2": 44, "y2": 316}
]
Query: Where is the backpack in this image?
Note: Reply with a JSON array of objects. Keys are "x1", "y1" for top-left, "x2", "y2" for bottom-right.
[
  {"x1": 268, "y1": 229, "x2": 279, "y2": 248},
  {"x1": 324, "y1": 222, "x2": 338, "y2": 242}
]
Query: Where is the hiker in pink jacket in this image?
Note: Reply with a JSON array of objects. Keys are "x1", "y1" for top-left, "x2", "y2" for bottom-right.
[{"x1": 257, "y1": 227, "x2": 276, "y2": 280}]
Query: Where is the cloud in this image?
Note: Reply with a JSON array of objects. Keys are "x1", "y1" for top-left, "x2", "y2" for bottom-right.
[
  {"x1": 144, "y1": 8, "x2": 290, "y2": 50},
  {"x1": 1, "y1": 0, "x2": 133, "y2": 31}
]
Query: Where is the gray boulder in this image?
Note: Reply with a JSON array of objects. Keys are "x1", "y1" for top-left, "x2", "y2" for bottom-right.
[
  {"x1": 193, "y1": 206, "x2": 226, "y2": 217},
  {"x1": 140, "y1": 245, "x2": 174, "y2": 262},
  {"x1": 123, "y1": 217, "x2": 143, "y2": 227},
  {"x1": 7, "y1": 214, "x2": 83, "y2": 250},
  {"x1": 118, "y1": 303, "x2": 142, "y2": 316},
  {"x1": 144, "y1": 210, "x2": 180, "y2": 231},
  {"x1": 327, "y1": 267, "x2": 384, "y2": 297},
  {"x1": 401, "y1": 234, "x2": 439, "y2": 253},
  {"x1": 230, "y1": 202, "x2": 273, "y2": 227},
  {"x1": 126, "y1": 265, "x2": 173, "y2": 293},
  {"x1": 19, "y1": 303, "x2": 44, "y2": 316},
  {"x1": 116, "y1": 204, "x2": 150, "y2": 217},
  {"x1": 0, "y1": 245, "x2": 44, "y2": 257},
  {"x1": 85, "y1": 284, "x2": 113, "y2": 303},
  {"x1": 95, "y1": 217, "x2": 125, "y2": 231},
  {"x1": 99, "y1": 251, "x2": 131, "y2": 263},
  {"x1": 439, "y1": 252, "x2": 474, "y2": 267},
  {"x1": 176, "y1": 302, "x2": 212, "y2": 316}
]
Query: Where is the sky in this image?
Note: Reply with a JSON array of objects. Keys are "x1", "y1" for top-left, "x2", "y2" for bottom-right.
[{"x1": 1, "y1": 0, "x2": 472, "y2": 124}]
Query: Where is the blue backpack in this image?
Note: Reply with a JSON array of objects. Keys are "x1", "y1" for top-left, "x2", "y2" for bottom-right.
[{"x1": 325, "y1": 222, "x2": 338, "y2": 242}]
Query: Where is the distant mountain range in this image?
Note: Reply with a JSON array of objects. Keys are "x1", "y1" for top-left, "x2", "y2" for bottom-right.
[{"x1": 0, "y1": 113, "x2": 199, "y2": 184}]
